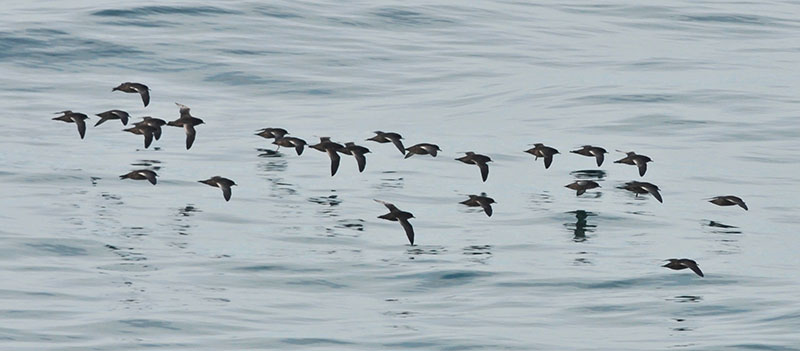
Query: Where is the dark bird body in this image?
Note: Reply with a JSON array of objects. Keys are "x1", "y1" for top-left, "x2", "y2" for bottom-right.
[
  {"x1": 367, "y1": 131, "x2": 405, "y2": 155},
  {"x1": 615, "y1": 151, "x2": 652, "y2": 177},
  {"x1": 310, "y1": 137, "x2": 345, "y2": 176},
  {"x1": 123, "y1": 125, "x2": 157, "y2": 148},
  {"x1": 273, "y1": 136, "x2": 307, "y2": 155},
  {"x1": 621, "y1": 181, "x2": 663, "y2": 203},
  {"x1": 570, "y1": 145, "x2": 607, "y2": 167},
  {"x1": 119, "y1": 169, "x2": 158, "y2": 185},
  {"x1": 525, "y1": 143, "x2": 559, "y2": 169},
  {"x1": 199, "y1": 176, "x2": 236, "y2": 201},
  {"x1": 456, "y1": 152, "x2": 492, "y2": 182},
  {"x1": 256, "y1": 128, "x2": 289, "y2": 140},
  {"x1": 134, "y1": 117, "x2": 166, "y2": 140},
  {"x1": 95, "y1": 109, "x2": 130, "y2": 127},
  {"x1": 460, "y1": 193, "x2": 496, "y2": 217},
  {"x1": 709, "y1": 195, "x2": 748, "y2": 210},
  {"x1": 565, "y1": 180, "x2": 600, "y2": 196},
  {"x1": 663, "y1": 258, "x2": 704, "y2": 277},
  {"x1": 113, "y1": 82, "x2": 150, "y2": 107},
  {"x1": 340, "y1": 142, "x2": 371, "y2": 172},
  {"x1": 375, "y1": 199, "x2": 415, "y2": 245},
  {"x1": 405, "y1": 143, "x2": 441, "y2": 158},
  {"x1": 53, "y1": 110, "x2": 89, "y2": 139},
  {"x1": 167, "y1": 103, "x2": 205, "y2": 150}
]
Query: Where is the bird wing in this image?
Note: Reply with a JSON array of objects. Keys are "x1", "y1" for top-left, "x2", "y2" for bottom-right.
[
  {"x1": 220, "y1": 183, "x2": 232, "y2": 201},
  {"x1": 577, "y1": 188, "x2": 586, "y2": 196},
  {"x1": 354, "y1": 152, "x2": 367, "y2": 172},
  {"x1": 73, "y1": 115, "x2": 87, "y2": 139},
  {"x1": 327, "y1": 148, "x2": 341, "y2": 176},
  {"x1": 139, "y1": 171, "x2": 157, "y2": 185},
  {"x1": 634, "y1": 157, "x2": 648, "y2": 176},
  {"x1": 374, "y1": 199, "x2": 399, "y2": 213},
  {"x1": 544, "y1": 153, "x2": 553, "y2": 169},
  {"x1": 116, "y1": 111, "x2": 129, "y2": 125},
  {"x1": 153, "y1": 126, "x2": 162, "y2": 140},
  {"x1": 184, "y1": 124, "x2": 196, "y2": 150},
  {"x1": 684, "y1": 261, "x2": 704, "y2": 277},
  {"x1": 94, "y1": 118, "x2": 107, "y2": 127},
  {"x1": 137, "y1": 87, "x2": 150, "y2": 107},
  {"x1": 143, "y1": 129, "x2": 153, "y2": 148},
  {"x1": 388, "y1": 135, "x2": 405, "y2": 155},
  {"x1": 477, "y1": 198, "x2": 493, "y2": 217},
  {"x1": 421, "y1": 144, "x2": 438, "y2": 156},
  {"x1": 476, "y1": 160, "x2": 489, "y2": 182},
  {"x1": 643, "y1": 183, "x2": 662, "y2": 203},
  {"x1": 398, "y1": 217, "x2": 415, "y2": 245},
  {"x1": 731, "y1": 197, "x2": 748, "y2": 210},
  {"x1": 591, "y1": 149, "x2": 605, "y2": 166}
]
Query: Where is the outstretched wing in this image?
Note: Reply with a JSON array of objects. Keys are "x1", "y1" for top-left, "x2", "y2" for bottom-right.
[
  {"x1": 477, "y1": 198, "x2": 493, "y2": 217},
  {"x1": 184, "y1": 124, "x2": 196, "y2": 150},
  {"x1": 327, "y1": 149, "x2": 341, "y2": 176},
  {"x1": 354, "y1": 152, "x2": 367, "y2": 172},
  {"x1": 398, "y1": 217, "x2": 415, "y2": 245},
  {"x1": 220, "y1": 184, "x2": 232, "y2": 201},
  {"x1": 139, "y1": 171, "x2": 157, "y2": 185},
  {"x1": 73, "y1": 116, "x2": 87, "y2": 139},
  {"x1": 476, "y1": 160, "x2": 489, "y2": 182},
  {"x1": 388, "y1": 135, "x2": 405, "y2": 155}
]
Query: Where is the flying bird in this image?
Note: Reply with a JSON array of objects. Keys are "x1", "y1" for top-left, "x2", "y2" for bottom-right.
[
  {"x1": 614, "y1": 151, "x2": 652, "y2": 177},
  {"x1": 708, "y1": 195, "x2": 748, "y2": 211},
  {"x1": 367, "y1": 131, "x2": 405, "y2": 155},
  {"x1": 340, "y1": 142, "x2": 371, "y2": 172},
  {"x1": 113, "y1": 82, "x2": 150, "y2": 107},
  {"x1": 167, "y1": 103, "x2": 205, "y2": 150},
  {"x1": 94, "y1": 109, "x2": 130, "y2": 127},
  {"x1": 375, "y1": 199, "x2": 415, "y2": 245},
  {"x1": 663, "y1": 258, "x2": 704, "y2": 277},
  {"x1": 525, "y1": 143, "x2": 559, "y2": 169},
  {"x1": 565, "y1": 180, "x2": 600, "y2": 196},
  {"x1": 310, "y1": 137, "x2": 345, "y2": 176},
  {"x1": 123, "y1": 125, "x2": 157, "y2": 149},
  {"x1": 199, "y1": 176, "x2": 236, "y2": 201},
  {"x1": 53, "y1": 110, "x2": 89, "y2": 139},
  {"x1": 455, "y1": 152, "x2": 492, "y2": 182},
  {"x1": 620, "y1": 181, "x2": 663, "y2": 203},
  {"x1": 273, "y1": 136, "x2": 307, "y2": 155},
  {"x1": 119, "y1": 169, "x2": 158, "y2": 185},
  {"x1": 133, "y1": 117, "x2": 166, "y2": 140},
  {"x1": 460, "y1": 193, "x2": 496, "y2": 217},
  {"x1": 570, "y1": 145, "x2": 608, "y2": 167},
  {"x1": 405, "y1": 143, "x2": 441, "y2": 158},
  {"x1": 256, "y1": 127, "x2": 289, "y2": 140}
]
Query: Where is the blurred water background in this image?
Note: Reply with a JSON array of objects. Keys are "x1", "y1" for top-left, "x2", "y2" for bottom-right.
[{"x1": 1, "y1": 1, "x2": 800, "y2": 350}]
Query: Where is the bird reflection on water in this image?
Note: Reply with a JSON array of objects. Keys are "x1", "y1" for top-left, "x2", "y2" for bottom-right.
[{"x1": 565, "y1": 210, "x2": 597, "y2": 242}]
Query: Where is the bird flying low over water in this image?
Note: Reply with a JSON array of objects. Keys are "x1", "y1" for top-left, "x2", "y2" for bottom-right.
[
  {"x1": 525, "y1": 143, "x2": 559, "y2": 169},
  {"x1": 367, "y1": 131, "x2": 405, "y2": 155},
  {"x1": 310, "y1": 137, "x2": 345, "y2": 176},
  {"x1": 570, "y1": 145, "x2": 608, "y2": 167},
  {"x1": 119, "y1": 169, "x2": 158, "y2": 185},
  {"x1": 456, "y1": 152, "x2": 492, "y2": 182},
  {"x1": 663, "y1": 258, "x2": 704, "y2": 277},
  {"x1": 565, "y1": 180, "x2": 600, "y2": 196},
  {"x1": 167, "y1": 103, "x2": 205, "y2": 150},
  {"x1": 256, "y1": 127, "x2": 289, "y2": 140},
  {"x1": 94, "y1": 109, "x2": 129, "y2": 127},
  {"x1": 273, "y1": 136, "x2": 307, "y2": 155},
  {"x1": 199, "y1": 176, "x2": 236, "y2": 201},
  {"x1": 134, "y1": 117, "x2": 166, "y2": 140},
  {"x1": 123, "y1": 125, "x2": 157, "y2": 149},
  {"x1": 620, "y1": 181, "x2": 662, "y2": 203},
  {"x1": 460, "y1": 193, "x2": 496, "y2": 217},
  {"x1": 113, "y1": 82, "x2": 150, "y2": 107},
  {"x1": 375, "y1": 199, "x2": 415, "y2": 245},
  {"x1": 404, "y1": 143, "x2": 441, "y2": 158},
  {"x1": 53, "y1": 110, "x2": 89, "y2": 139},
  {"x1": 340, "y1": 142, "x2": 371, "y2": 173},
  {"x1": 614, "y1": 151, "x2": 652, "y2": 177},
  {"x1": 708, "y1": 195, "x2": 748, "y2": 211}
]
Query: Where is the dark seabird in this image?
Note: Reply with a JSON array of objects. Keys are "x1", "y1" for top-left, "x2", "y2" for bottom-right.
[
  {"x1": 273, "y1": 136, "x2": 307, "y2": 155},
  {"x1": 460, "y1": 193, "x2": 496, "y2": 217},
  {"x1": 167, "y1": 103, "x2": 205, "y2": 150},
  {"x1": 123, "y1": 125, "x2": 157, "y2": 148},
  {"x1": 256, "y1": 127, "x2": 289, "y2": 140},
  {"x1": 565, "y1": 180, "x2": 601, "y2": 196},
  {"x1": 404, "y1": 143, "x2": 441, "y2": 159},
  {"x1": 119, "y1": 169, "x2": 157, "y2": 185},
  {"x1": 455, "y1": 152, "x2": 492, "y2": 182},
  {"x1": 199, "y1": 176, "x2": 236, "y2": 201},
  {"x1": 614, "y1": 151, "x2": 652, "y2": 177},
  {"x1": 53, "y1": 110, "x2": 89, "y2": 139},
  {"x1": 524, "y1": 143, "x2": 559, "y2": 169},
  {"x1": 310, "y1": 137, "x2": 345, "y2": 176},
  {"x1": 134, "y1": 117, "x2": 166, "y2": 140},
  {"x1": 94, "y1": 109, "x2": 130, "y2": 127},
  {"x1": 708, "y1": 195, "x2": 748, "y2": 211},
  {"x1": 340, "y1": 142, "x2": 371, "y2": 172},
  {"x1": 621, "y1": 181, "x2": 663, "y2": 203},
  {"x1": 112, "y1": 82, "x2": 150, "y2": 107},
  {"x1": 375, "y1": 199, "x2": 415, "y2": 245},
  {"x1": 570, "y1": 145, "x2": 608, "y2": 167},
  {"x1": 663, "y1": 258, "x2": 704, "y2": 277},
  {"x1": 367, "y1": 131, "x2": 405, "y2": 155}
]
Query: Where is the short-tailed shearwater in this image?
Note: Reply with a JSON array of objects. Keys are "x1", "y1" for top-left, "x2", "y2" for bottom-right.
[
  {"x1": 273, "y1": 136, "x2": 307, "y2": 155},
  {"x1": 167, "y1": 103, "x2": 205, "y2": 150},
  {"x1": 708, "y1": 195, "x2": 748, "y2": 211},
  {"x1": 455, "y1": 152, "x2": 492, "y2": 182},
  {"x1": 310, "y1": 137, "x2": 345, "y2": 176},
  {"x1": 375, "y1": 199, "x2": 415, "y2": 245},
  {"x1": 663, "y1": 258, "x2": 704, "y2": 277},
  {"x1": 614, "y1": 151, "x2": 652, "y2": 177},
  {"x1": 256, "y1": 128, "x2": 289, "y2": 140},
  {"x1": 367, "y1": 131, "x2": 405, "y2": 155},
  {"x1": 404, "y1": 143, "x2": 441, "y2": 158},
  {"x1": 525, "y1": 143, "x2": 559, "y2": 169},
  {"x1": 113, "y1": 82, "x2": 150, "y2": 107},
  {"x1": 134, "y1": 117, "x2": 166, "y2": 140},
  {"x1": 123, "y1": 125, "x2": 157, "y2": 149},
  {"x1": 53, "y1": 110, "x2": 89, "y2": 139},
  {"x1": 565, "y1": 180, "x2": 601, "y2": 196},
  {"x1": 119, "y1": 169, "x2": 157, "y2": 185},
  {"x1": 199, "y1": 176, "x2": 236, "y2": 201},
  {"x1": 570, "y1": 145, "x2": 608, "y2": 167},
  {"x1": 620, "y1": 181, "x2": 663, "y2": 203},
  {"x1": 94, "y1": 110, "x2": 130, "y2": 127},
  {"x1": 460, "y1": 193, "x2": 496, "y2": 217},
  {"x1": 340, "y1": 142, "x2": 371, "y2": 173}
]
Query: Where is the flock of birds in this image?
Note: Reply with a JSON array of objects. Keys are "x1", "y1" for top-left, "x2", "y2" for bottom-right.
[{"x1": 51, "y1": 82, "x2": 752, "y2": 278}]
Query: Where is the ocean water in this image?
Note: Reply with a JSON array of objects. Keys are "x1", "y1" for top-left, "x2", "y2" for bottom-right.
[{"x1": 1, "y1": 1, "x2": 800, "y2": 350}]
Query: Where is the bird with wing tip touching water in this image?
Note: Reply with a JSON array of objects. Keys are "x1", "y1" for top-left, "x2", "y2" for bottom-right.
[
  {"x1": 460, "y1": 193, "x2": 496, "y2": 217},
  {"x1": 708, "y1": 195, "x2": 748, "y2": 211},
  {"x1": 113, "y1": 82, "x2": 150, "y2": 107},
  {"x1": 620, "y1": 181, "x2": 663, "y2": 203},
  {"x1": 570, "y1": 145, "x2": 608, "y2": 167},
  {"x1": 167, "y1": 103, "x2": 205, "y2": 150},
  {"x1": 339, "y1": 142, "x2": 371, "y2": 173},
  {"x1": 199, "y1": 176, "x2": 236, "y2": 201},
  {"x1": 273, "y1": 136, "x2": 307, "y2": 156},
  {"x1": 455, "y1": 152, "x2": 492, "y2": 182},
  {"x1": 565, "y1": 180, "x2": 601, "y2": 196},
  {"x1": 663, "y1": 258, "x2": 704, "y2": 277},
  {"x1": 52, "y1": 110, "x2": 90, "y2": 140},
  {"x1": 310, "y1": 137, "x2": 345, "y2": 176},
  {"x1": 375, "y1": 199, "x2": 415, "y2": 245},
  {"x1": 119, "y1": 169, "x2": 158, "y2": 185},
  {"x1": 367, "y1": 131, "x2": 406, "y2": 155},
  {"x1": 525, "y1": 143, "x2": 559, "y2": 169},
  {"x1": 614, "y1": 151, "x2": 652, "y2": 177}
]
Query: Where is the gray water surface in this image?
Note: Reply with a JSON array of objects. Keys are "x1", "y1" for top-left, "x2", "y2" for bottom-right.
[{"x1": 2, "y1": 1, "x2": 800, "y2": 350}]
